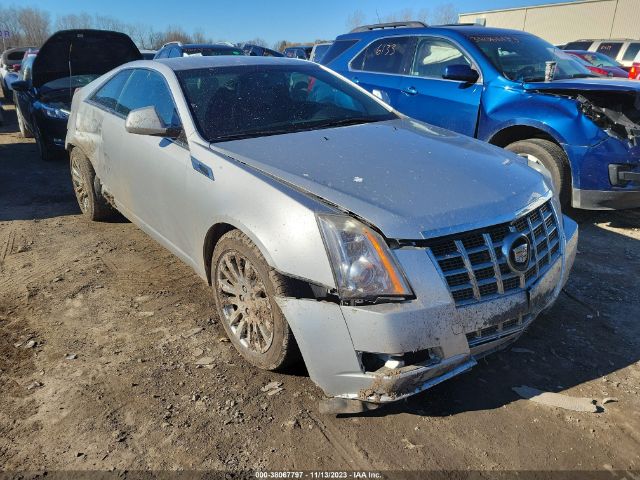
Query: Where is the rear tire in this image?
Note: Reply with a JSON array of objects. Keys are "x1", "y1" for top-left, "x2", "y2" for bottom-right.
[
  {"x1": 211, "y1": 230, "x2": 301, "y2": 371},
  {"x1": 505, "y1": 138, "x2": 571, "y2": 208},
  {"x1": 69, "y1": 148, "x2": 117, "y2": 221}
]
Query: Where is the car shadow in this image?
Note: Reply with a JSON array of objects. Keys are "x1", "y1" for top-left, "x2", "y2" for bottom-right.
[
  {"x1": 0, "y1": 104, "x2": 81, "y2": 221},
  {"x1": 345, "y1": 210, "x2": 640, "y2": 418}
]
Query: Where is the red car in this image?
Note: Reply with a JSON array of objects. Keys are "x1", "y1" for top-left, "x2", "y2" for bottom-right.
[{"x1": 564, "y1": 50, "x2": 629, "y2": 78}]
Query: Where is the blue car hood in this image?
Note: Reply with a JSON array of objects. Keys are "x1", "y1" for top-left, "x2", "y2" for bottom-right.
[
  {"x1": 523, "y1": 78, "x2": 640, "y2": 93},
  {"x1": 212, "y1": 119, "x2": 550, "y2": 239}
]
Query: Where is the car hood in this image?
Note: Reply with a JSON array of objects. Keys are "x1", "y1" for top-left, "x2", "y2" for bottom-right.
[
  {"x1": 523, "y1": 77, "x2": 640, "y2": 93},
  {"x1": 211, "y1": 119, "x2": 550, "y2": 239},
  {"x1": 33, "y1": 29, "x2": 141, "y2": 89}
]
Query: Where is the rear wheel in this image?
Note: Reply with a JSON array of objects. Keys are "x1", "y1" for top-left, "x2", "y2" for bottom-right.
[
  {"x1": 211, "y1": 230, "x2": 300, "y2": 371},
  {"x1": 505, "y1": 138, "x2": 571, "y2": 208},
  {"x1": 70, "y1": 148, "x2": 117, "y2": 221}
]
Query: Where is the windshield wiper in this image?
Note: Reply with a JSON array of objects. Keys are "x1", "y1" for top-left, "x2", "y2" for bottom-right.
[
  {"x1": 308, "y1": 116, "x2": 389, "y2": 129},
  {"x1": 521, "y1": 76, "x2": 546, "y2": 82},
  {"x1": 210, "y1": 116, "x2": 391, "y2": 143},
  {"x1": 571, "y1": 73, "x2": 598, "y2": 78}
]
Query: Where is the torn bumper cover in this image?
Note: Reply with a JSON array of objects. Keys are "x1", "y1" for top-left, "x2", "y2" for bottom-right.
[
  {"x1": 571, "y1": 92, "x2": 640, "y2": 209},
  {"x1": 277, "y1": 215, "x2": 578, "y2": 406}
]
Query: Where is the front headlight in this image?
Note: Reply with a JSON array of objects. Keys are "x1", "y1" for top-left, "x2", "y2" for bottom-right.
[
  {"x1": 40, "y1": 103, "x2": 70, "y2": 120},
  {"x1": 317, "y1": 214, "x2": 412, "y2": 300}
]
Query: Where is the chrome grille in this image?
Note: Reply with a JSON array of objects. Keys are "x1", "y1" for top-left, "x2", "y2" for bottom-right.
[{"x1": 426, "y1": 201, "x2": 561, "y2": 306}]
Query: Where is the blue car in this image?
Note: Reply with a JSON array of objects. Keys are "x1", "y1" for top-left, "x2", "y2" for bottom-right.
[{"x1": 323, "y1": 22, "x2": 640, "y2": 210}]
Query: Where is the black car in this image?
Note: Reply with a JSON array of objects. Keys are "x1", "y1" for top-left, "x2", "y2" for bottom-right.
[
  {"x1": 12, "y1": 29, "x2": 141, "y2": 161},
  {"x1": 242, "y1": 44, "x2": 284, "y2": 57},
  {"x1": 154, "y1": 42, "x2": 244, "y2": 59}
]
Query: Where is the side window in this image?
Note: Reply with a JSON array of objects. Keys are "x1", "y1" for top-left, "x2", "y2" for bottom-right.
[
  {"x1": 623, "y1": 42, "x2": 640, "y2": 62},
  {"x1": 91, "y1": 70, "x2": 133, "y2": 111},
  {"x1": 116, "y1": 69, "x2": 180, "y2": 127},
  {"x1": 596, "y1": 42, "x2": 623, "y2": 59},
  {"x1": 410, "y1": 37, "x2": 472, "y2": 79},
  {"x1": 350, "y1": 36, "x2": 413, "y2": 74},
  {"x1": 155, "y1": 48, "x2": 168, "y2": 59},
  {"x1": 170, "y1": 47, "x2": 181, "y2": 58}
]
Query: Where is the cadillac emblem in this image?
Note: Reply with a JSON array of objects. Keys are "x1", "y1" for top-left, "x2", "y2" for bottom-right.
[{"x1": 502, "y1": 233, "x2": 532, "y2": 273}]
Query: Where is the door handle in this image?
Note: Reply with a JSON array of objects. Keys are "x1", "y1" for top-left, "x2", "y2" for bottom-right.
[{"x1": 402, "y1": 86, "x2": 418, "y2": 95}]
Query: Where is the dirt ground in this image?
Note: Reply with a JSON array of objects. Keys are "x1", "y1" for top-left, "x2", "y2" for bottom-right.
[{"x1": 1, "y1": 98, "x2": 640, "y2": 476}]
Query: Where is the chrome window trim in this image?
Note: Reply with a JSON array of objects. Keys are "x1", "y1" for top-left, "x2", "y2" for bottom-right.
[{"x1": 347, "y1": 33, "x2": 484, "y2": 85}]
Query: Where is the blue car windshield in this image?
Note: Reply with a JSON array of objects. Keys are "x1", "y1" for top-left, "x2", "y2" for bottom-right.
[
  {"x1": 177, "y1": 64, "x2": 396, "y2": 143},
  {"x1": 467, "y1": 33, "x2": 596, "y2": 82}
]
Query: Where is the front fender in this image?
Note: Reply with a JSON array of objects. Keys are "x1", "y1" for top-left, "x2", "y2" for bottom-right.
[
  {"x1": 478, "y1": 82, "x2": 606, "y2": 148},
  {"x1": 187, "y1": 141, "x2": 337, "y2": 290}
]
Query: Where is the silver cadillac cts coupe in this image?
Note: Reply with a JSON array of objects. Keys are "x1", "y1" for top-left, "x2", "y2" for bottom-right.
[{"x1": 66, "y1": 56, "x2": 578, "y2": 413}]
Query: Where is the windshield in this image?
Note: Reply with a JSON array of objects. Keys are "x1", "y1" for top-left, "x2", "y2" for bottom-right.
[
  {"x1": 182, "y1": 47, "x2": 244, "y2": 57},
  {"x1": 467, "y1": 33, "x2": 595, "y2": 82},
  {"x1": 41, "y1": 74, "x2": 100, "y2": 92},
  {"x1": 177, "y1": 64, "x2": 396, "y2": 143}
]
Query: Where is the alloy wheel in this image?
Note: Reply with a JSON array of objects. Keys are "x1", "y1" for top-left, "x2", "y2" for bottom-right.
[
  {"x1": 215, "y1": 251, "x2": 274, "y2": 354},
  {"x1": 70, "y1": 156, "x2": 89, "y2": 213}
]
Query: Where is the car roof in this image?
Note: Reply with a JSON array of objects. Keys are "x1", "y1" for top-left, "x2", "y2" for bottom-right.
[
  {"x1": 156, "y1": 55, "x2": 311, "y2": 70},
  {"x1": 177, "y1": 43, "x2": 240, "y2": 49},
  {"x1": 337, "y1": 25, "x2": 531, "y2": 40}
]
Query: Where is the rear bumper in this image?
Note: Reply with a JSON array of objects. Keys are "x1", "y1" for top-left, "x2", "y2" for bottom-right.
[{"x1": 277, "y1": 215, "x2": 578, "y2": 405}]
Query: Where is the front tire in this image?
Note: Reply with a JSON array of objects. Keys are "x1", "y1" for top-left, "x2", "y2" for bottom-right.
[
  {"x1": 70, "y1": 148, "x2": 117, "y2": 221},
  {"x1": 211, "y1": 230, "x2": 300, "y2": 371},
  {"x1": 16, "y1": 103, "x2": 34, "y2": 138},
  {"x1": 34, "y1": 124, "x2": 55, "y2": 161},
  {"x1": 505, "y1": 138, "x2": 571, "y2": 208}
]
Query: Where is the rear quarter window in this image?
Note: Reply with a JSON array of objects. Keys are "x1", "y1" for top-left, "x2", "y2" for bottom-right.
[{"x1": 320, "y1": 39, "x2": 358, "y2": 65}]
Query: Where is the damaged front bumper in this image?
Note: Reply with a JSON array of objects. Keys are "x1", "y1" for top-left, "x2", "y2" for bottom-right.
[{"x1": 277, "y1": 214, "x2": 578, "y2": 409}]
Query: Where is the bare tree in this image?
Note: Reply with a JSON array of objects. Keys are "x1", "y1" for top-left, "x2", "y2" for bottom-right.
[
  {"x1": 17, "y1": 7, "x2": 50, "y2": 46},
  {"x1": 346, "y1": 9, "x2": 366, "y2": 30},
  {"x1": 431, "y1": 3, "x2": 459, "y2": 25},
  {"x1": 192, "y1": 29, "x2": 207, "y2": 44},
  {"x1": 55, "y1": 13, "x2": 93, "y2": 31},
  {"x1": 244, "y1": 37, "x2": 268, "y2": 47}
]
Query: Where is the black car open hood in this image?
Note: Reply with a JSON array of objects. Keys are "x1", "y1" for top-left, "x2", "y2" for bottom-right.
[{"x1": 32, "y1": 29, "x2": 141, "y2": 89}]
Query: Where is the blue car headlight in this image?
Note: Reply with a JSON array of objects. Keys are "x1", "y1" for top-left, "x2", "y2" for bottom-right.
[{"x1": 39, "y1": 103, "x2": 70, "y2": 120}]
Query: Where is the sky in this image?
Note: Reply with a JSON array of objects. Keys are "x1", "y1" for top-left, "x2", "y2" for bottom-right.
[{"x1": 23, "y1": 0, "x2": 575, "y2": 45}]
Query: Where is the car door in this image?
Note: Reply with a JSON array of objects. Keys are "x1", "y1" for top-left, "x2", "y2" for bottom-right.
[
  {"x1": 347, "y1": 36, "x2": 414, "y2": 107},
  {"x1": 103, "y1": 68, "x2": 192, "y2": 257},
  {"x1": 397, "y1": 36, "x2": 482, "y2": 136}
]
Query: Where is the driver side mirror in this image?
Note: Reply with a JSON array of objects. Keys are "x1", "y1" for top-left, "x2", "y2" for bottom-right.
[
  {"x1": 125, "y1": 106, "x2": 182, "y2": 138},
  {"x1": 11, "y1": 80, "x2": 29, "y2": 92},
  {"x1": 442, "y1": 64, "x2": 480, "y2": 83}
]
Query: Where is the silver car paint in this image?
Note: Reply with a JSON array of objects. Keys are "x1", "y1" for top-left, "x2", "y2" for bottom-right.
[{"x1": 66, "y1": 56, "x2": 578, "y2": 403}]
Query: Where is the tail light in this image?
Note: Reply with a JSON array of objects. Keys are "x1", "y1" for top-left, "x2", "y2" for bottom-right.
[{"x1": 629, "y1": 63, "x2": 640, "y2": 80}]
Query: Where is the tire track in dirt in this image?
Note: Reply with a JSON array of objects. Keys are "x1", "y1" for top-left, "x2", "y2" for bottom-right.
[{"x1": 307, "y1": 413, "x2": 382, "y2": 471}]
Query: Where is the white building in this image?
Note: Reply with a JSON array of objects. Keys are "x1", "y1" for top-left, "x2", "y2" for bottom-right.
[{"x1": 459, "y1": 0, "x2": 640, "y2": 45}]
